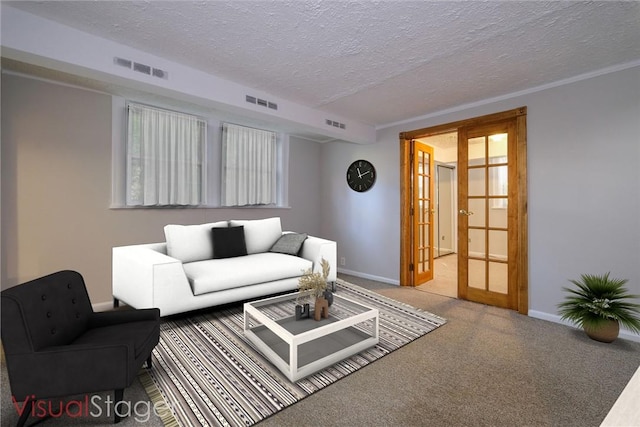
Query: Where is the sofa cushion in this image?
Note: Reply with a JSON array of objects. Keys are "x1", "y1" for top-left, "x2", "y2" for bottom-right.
[
  {"x1": 270, "y1": 233, "x2": 307, "y2": 255},
  {"x1": 229, "y1": 217, "x2": 282, "y2": 254},
  {"x1": 184, "y1": 253, "x2": 312, "y2": 295},
  {"x1": 212, "y1": 226, "x2": 247, "y2": 259},
  {"x1": 164, "y1": 221, "x2": 228, "y2": 263}
]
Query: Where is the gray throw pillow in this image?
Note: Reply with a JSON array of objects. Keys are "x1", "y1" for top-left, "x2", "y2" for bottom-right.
[{"x1": 269, "y1": 233, "x2": 308, "y2": 255}]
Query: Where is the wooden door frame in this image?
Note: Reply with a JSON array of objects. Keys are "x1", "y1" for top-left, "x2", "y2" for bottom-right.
[{"x1": 399, "y1": 107, "x2": 528, "y2": 314}]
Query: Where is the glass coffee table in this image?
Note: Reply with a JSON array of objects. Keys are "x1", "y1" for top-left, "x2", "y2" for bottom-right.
[{"x1": 244, "y1": 291, "x2": 379, "y2": 382}]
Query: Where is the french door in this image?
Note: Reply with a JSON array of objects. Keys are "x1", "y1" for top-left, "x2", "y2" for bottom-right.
[
  {"x1": 413, "y1": 141, "x2": 434, "y2": 284},
  {"x1": 400, "y1": 107, "x2": 528, "y2": 314},
  {"x1": 458, "y1": 121, "x2": 517, "y2": 309}
]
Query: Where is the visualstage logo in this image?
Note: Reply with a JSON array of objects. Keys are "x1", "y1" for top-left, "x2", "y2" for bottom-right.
[{"x1": 12, "y1": 393, "x2": 173, "y2": 423}]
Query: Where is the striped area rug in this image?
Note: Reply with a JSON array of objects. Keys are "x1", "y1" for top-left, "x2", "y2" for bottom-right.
[{"x1": 140, "y1": 279, "x2": 446, "y2": 427}]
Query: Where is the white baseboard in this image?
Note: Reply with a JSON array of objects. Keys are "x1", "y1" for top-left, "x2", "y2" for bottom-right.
[
  {"x1": 337, "y1": 268, "x2": 400, "y2": 286},
  {"x1": 529, "y1": 310, "x2": 640, "y2": 343}
]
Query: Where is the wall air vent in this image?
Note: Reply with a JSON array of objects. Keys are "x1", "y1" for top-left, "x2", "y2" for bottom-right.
[
  {"x1": 114, "y1": 57, "x2": 168, "y2": 80},
  {"x1": 152, "y1": 68, "x2": 168, "y2": 79},
  {"x1": 133, "y1": 62, "x2": 151, "y2": 75},
  {"x1": 114, "y1": 57, "x2": 132, "y2": 69},
  {"x1": 326, "y1": 119, "x2": 346, "y2": 130},
  {"x1": 245, "y1": 95, "x2": 278, "y2": 111}
]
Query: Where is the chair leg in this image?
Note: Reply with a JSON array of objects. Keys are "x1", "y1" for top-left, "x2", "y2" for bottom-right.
[
  {"x1": 114, "y1": 389, "x2": 124, "y2": 424},
  {"x1": 16, "y1": 399, "x2": 33, "y2": 427},
  {"x1": 113, "y1": 298, "x2": 120, "y2": 308}
]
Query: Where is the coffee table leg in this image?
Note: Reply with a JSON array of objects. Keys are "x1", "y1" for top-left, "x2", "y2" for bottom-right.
[
  {"x1": 290, "y1": 341, "x2": 297, "y2": 382},
  {"x1": 374, "y1": 315, "x2": 379, "y2": 339}
]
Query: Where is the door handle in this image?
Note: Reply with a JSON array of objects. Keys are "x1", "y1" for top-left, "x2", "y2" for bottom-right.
[{"x1": 459, "y1": 209, "x2": 474, "y2": 216}]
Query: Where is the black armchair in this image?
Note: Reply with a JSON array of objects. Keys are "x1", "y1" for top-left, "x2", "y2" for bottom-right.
[{"x1": 1, "y1": 270, "x2": 160, "y2": 426}]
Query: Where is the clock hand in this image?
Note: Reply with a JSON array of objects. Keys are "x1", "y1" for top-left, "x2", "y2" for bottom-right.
[
  {"x1": 357, "y1": 167, "x2": 362, "y2": 178},
  {"x1": 360, "y1": 170, "x2": 371, "y2": 177}
]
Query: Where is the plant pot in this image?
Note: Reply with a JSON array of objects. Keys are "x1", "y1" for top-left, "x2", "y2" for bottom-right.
[
  {"x1": 323, "y1": 289, "x2": 334, "y2": 306},
  {"x1": 584, "y1": 320, "x2": 619, "y2": 343}
]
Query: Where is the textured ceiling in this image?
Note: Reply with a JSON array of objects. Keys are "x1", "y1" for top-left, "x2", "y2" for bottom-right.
[{"x1": 5, "y1": 1, "x2": 640, "y2": 127}]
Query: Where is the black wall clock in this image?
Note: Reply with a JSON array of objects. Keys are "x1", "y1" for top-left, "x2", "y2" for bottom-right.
[{"x1": 346, "y1": 159, "x2": 376, "y2": 192}]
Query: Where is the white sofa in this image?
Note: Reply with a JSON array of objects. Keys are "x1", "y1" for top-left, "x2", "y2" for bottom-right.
[{"x1": 112, "y1": 217, "x2": 337, "y2": 316}]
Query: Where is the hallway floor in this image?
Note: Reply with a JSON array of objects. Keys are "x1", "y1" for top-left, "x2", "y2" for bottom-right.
[{"x1": 417, "y1": 253, "x2": 458, "y2": 298}]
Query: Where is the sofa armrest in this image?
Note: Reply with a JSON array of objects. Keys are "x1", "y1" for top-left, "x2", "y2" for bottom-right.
[
  {"x1": 112, "y1": 243, "x2": 191, "y2": 314},
  {"x1": 299, "y1": 236, "x2": 337, "y2": 282}
]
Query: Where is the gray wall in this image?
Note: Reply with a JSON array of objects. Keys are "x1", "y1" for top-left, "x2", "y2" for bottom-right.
[
  {"x1": 3, "y1": 65, "x2": 639, "y2": 325},
  {"x1": 321, "y1": 65, "x2": 640, "y2": 321},
  {"x1": 1, "y1": 73, "x2": 322, "y2": 304}
]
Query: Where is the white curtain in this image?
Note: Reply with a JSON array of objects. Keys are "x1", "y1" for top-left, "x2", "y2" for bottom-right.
[
  {"x1": 221, "y1": 123, "x2": 276, "y2": 206},
  {"x1": 127, "y1": 103, "x2": 206, "y2": 206}
]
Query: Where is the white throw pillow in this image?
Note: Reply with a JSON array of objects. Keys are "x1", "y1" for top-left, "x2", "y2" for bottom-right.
[
  {"x1": 229, "y1": 217, "x2": 282, "y2": 254},
  {"x1": 164, "y1": 221, "x2": 228, "y2": 263}
]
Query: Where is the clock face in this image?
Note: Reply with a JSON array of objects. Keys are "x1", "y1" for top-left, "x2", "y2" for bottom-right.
[{"x1": 346, "y1": 160, "x2": 376, "y2": 192}]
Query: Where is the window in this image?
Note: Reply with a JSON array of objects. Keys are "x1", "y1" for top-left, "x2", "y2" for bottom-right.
[
  {"x1": 112, "y1": 98, "x2": 289, "y2": 209},
  {"x1": 126, "y1": 103, "x2": 206, "y2": 206},
  {"x1": 221, "y1": 123, "x2": 277, "y2": 206}
]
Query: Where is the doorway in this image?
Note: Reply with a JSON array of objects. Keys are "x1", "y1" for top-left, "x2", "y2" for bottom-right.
[
  {"x1": 399, "y1": 107, "x2": 528, "y2": 314},
  {"x1": 435, "y1": 164, "x2": 456, "y2": 258},
  {"x1": 413, "y1": 133, "x2": 458, "y2": 299}
]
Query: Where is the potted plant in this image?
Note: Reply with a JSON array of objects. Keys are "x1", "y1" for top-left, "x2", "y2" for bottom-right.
[
  {"x1": 297, "y1": 258, "x2": 331, "y2": 320},
  {"x1": 558, "y1": 272, "x2": 640, "y2": 343}
]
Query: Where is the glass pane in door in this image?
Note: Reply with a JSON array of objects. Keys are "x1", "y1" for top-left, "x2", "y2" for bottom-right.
[
  {"x1": 469, "y1": 259, "x2": 486, "y2": 289},
  {"x1": 468, "y1": 136, "x2": 486, "y2": 165},
  {"x1": 488, "y1": 165, "x2": 508, "y2": 196},
  {"x1": 489, "y1": 203, "x2": 507, "y2": 228},
  {"x1": 469, "y1": 228, "x2": 486, "y2": 258},
  {"x1": 489, "y1": 262, "x2": 508, "y2": 294},
  {"x1": 488, "y1": 133, "x2": 508, "y2": 158},
  {"x1": 488, "y1": 230, "x2": 508, "y2": 261},
  {"x1": 468, "y1": 168, "x2": 485, "y2": 196},
  {"x1": 468, "y1": 199, "x2": 485, "y2": 227}
]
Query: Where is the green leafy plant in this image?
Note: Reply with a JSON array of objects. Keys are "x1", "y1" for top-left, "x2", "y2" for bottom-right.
[
  {"x1": 297, "y1": 258, "x2": 330, "y2": 304},
  {"x1": 558, "y1": 272, "x2": 640, "y2": 334}
]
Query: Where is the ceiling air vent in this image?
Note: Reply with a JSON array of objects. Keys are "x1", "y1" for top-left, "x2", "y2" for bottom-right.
[
  {"x1": 246, "y1": 95, "x2": 278, "y2": 111},
  {"x1": 326, "y1": 119, "x2": 346, "y2": 130}
]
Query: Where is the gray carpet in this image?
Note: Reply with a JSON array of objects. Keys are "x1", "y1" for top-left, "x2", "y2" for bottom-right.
[{"x1": 3, "y1": 273, "x2": 640, "y2": 426}]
